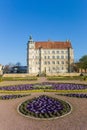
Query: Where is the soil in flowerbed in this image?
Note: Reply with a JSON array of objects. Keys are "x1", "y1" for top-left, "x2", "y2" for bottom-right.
[{"x1": 18, "y1": 95, "x2": 71, "y2": 119}]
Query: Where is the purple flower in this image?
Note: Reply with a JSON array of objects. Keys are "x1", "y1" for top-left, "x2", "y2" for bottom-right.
[{"x1": 27, "y1": 95, "x2": 63, "y2": 114}]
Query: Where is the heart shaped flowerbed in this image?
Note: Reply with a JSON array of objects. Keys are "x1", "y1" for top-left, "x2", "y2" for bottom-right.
[{"x1": 18, "y1": 95, "x2": 71, "y2": 119}]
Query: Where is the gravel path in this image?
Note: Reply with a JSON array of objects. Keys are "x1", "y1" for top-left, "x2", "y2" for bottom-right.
[
  {"x1": 0, "y1": 78, "x2": 87, "y2": 130},
  {"x1": 0, "y1": 92, "x2": 87, "y2": 130}
]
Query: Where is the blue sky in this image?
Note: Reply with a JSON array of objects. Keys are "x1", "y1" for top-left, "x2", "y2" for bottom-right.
[{"x1": 0, "y1": 0, "x2": 87, "y2": 65}]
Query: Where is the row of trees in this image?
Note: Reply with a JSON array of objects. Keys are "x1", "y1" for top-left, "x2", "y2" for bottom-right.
[
  {"x1": 3, "y1": 62, "x2": 27, "y2": 73},
  {"x1": 74, "y1": 55, "x2": 87, "y2": 73},
  {"x1": 3, "y1": 62, "x2": 21, "y2": 73}
]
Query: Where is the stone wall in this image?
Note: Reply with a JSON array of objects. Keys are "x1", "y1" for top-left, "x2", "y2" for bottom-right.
[
  {"x1": 3, "y1": 73, "x2": 37, "y2": 77},
  {"x1": 0, "y1": 71, "x2": 3, "y2": 75},
  {"x1": 3, "y1": 73, "x2": 80, "y2": 77},
  {"x1": 0, "y1": 65, "x2": 3, "y2": 75},
  {"x1": 46, "y1": 73, "x2": 80, "y2": 76}
]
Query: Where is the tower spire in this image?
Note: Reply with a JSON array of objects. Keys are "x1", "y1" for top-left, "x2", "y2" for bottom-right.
[{"x1": 29, "y1": 35, "x2": 33, "y2": 42}]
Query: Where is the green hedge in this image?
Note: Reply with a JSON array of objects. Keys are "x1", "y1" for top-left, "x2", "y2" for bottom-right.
[
  {"x1": 47, "y1": 76, "x2": 83, "y2": 80},
  {"x1": 0, "y1": 75, "x2": 2, "y2": 82},
  {"x1": 2, "y1": 76, "x2": 37, "y2": 81}
]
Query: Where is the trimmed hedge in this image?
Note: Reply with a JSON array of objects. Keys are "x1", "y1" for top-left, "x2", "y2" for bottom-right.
[
  {"x1": 2, "y1": 76, "x2": 37, "y2": 81},
  {"x1": 0, "y1": 75, "x2": 2, "y2": 82},
  {"x1": 47, "y1": 76, "x2": 83, "y2": 80}
]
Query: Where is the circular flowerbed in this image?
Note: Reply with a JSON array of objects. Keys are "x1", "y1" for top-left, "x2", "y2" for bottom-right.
[{"x1": 18, "y1": 95, "x2": 71, "y2": 119}]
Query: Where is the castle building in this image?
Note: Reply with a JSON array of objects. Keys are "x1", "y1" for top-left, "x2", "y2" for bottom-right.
[
  {"x1": 0, "y1": 64, "x2": 3, "y2": 75},
  {"x1": 27, "y1": 36, "x2": 74, "y2": 75}
]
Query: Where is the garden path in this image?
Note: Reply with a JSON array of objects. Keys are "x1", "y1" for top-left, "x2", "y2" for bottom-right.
[{"x1": 0, "y1": 93, "x2": 87, "y2": 130}]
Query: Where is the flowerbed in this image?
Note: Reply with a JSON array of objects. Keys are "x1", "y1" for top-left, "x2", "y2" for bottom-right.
[
  {"x1": 0, "y1": 84, "x2": 33, "y2": 91},
  {"x1": 0, "y1": 82, "x2": 87, "y2": 91},
  {"x1": 33, "y1": 84, "x2": 53, "y2": 89},
  {"x1": 49, "y1": 83, "x2": 87, "y2": 90},
  {"x1": 0, "y1": 94, "x2": 30, "y2": 100},
  {"x1": 18, "y1": 95, "x2": 71, "y2": 119},
  {"x1": 32, "y1": 82, "x2": 87, "y2": 90},
  {"x1": 58, "y1": 94, "x2": 87, "y2": 98}
]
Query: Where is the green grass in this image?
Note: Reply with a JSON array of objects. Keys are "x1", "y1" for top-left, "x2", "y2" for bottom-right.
[
  {"x1": 0, "y1": 75, "x2": 2, "y2": 82},
  {"x1": 2, "y1": 76, "x2": 37, "y2": 81},
  {"x1": 0, "y1": 89, "x2": 87, "y2": 94},
  {"x1": 47, "y1": 76, "x2": 85, "y2": 80}
]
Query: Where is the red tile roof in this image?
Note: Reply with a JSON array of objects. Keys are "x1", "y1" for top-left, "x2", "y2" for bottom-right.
[{"x1": 35, "y1": 41, "x2": 72, "y2": 49}]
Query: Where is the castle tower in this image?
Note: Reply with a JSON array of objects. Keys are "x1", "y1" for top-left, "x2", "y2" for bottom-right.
[{"x1": 27, "y1": 36, "x2": 35, "y2": 73}]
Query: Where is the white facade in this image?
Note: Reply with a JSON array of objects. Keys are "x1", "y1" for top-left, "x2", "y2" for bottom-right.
[
  {"x1": 0, "y1": 64, "x2": 3, "y2": 75},
  {"x1": 27, "y1": 37, "x2": 74, "y2": 75}
]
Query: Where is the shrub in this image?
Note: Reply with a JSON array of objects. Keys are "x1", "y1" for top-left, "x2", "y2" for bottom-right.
[
  {"x1": 0, "y1": 75, "x2": 2, "y2": 82},
  {"x1": 2, "y1": 76, "x2": 37, "y2": 81},
  {"x1": 47, "y1": 76, "x2": 83, "y2": 80}
]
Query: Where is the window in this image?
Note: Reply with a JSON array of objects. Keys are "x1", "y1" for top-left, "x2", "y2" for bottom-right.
[
  {"x1": 48, "y1": 67, "x2": 50, "y2": 71},
  {"x1": 48, "y1": 51, "x2": 50, "y2": 54},
  {"x1": 62, "y1": 61, "x2": 64, "y2": 64},
  {"x1": 56, "y1": 67, "x2": 59, "y2": 70},
  {"x1": 62, "y1": 67, "x2": 64, "y2": 70},
  {"x1": 52, "y1": 56, "x2": 55, "y2": 59},
  {"x1": 66, "y1": 56, "x2": 68, "y2": 59},
  {"x1": 57, "y1": 61, "x2": 59, "y2": 64},
  {"x1": 48, "y1": 56, "x2": 50, "y2": 59},
  {"x1": 52, "y1": 51, "x2": 55, "y2": 54},
  {"x1": 61, "y1": 56, "x2": 64, "y2": 59},
  {"x1": 44, "y1": 61, "x2": 47, "y2": 65},
  {"x1": 52, "y1": 67, "x2": 55, "y2": 70},
  {"x1": 48, "y1": 61, "x2": 50, "y2": 64},
  {"x1": 61, "y1": 51, "x2": 64, "y2": 54},
  {"x1": 57, "y1": 56, "x2": 60, "y2": 59},
  {"x1": 44, "y1": 56, "x2": 46, "y2": 59},
  {"x1": 52, "y1": 61, "x2": 55, "y2": 64},
  {"x1": 66, "y1": 50, "x2": 68, "y2": 53},
  {"x1": 44, "y1": 51, "x2": 46, "y2": 54},
  {"x1": 56, "y1": 51, "x2": 59, "y2": 53}
]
